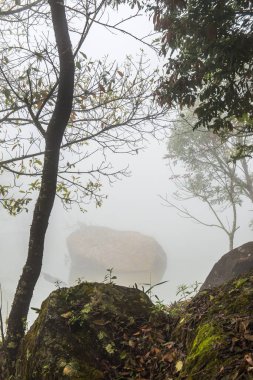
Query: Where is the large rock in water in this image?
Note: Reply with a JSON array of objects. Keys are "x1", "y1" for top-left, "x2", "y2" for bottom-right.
[
  {"x1": 67, "y1": 225, "x2": 167, "y2": 286},
  {"x1": 201, "y1": 242, "x2": 253, "y2": 290}
]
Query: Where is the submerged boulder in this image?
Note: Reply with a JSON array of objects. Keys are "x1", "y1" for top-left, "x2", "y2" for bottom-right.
[
  {"x1": 201, "y1": 242, "x2": 253, "y2": 290},
  {"x1": 67, "y1": 225, "x2": 167, "y2": 286}
]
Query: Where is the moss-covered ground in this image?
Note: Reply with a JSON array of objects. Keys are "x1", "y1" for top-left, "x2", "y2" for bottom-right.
[
  {"x1": 172, "y1": 272, "x2": 253, "y2": 379},
  {"x1": 13, "y1": 271, "x2": 253, "y2": 379}
]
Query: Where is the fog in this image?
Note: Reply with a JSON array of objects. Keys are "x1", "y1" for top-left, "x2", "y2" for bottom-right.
[
  {"x1": 1, "y1": 6, "x2": 252, "y2": 324},
  {"x1": 2, "y1": 138, "x2": 252, "y2": 323}
]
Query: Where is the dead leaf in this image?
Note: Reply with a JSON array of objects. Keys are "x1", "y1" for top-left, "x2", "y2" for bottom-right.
[
  {"x1": 230, "y1": 336, "x2": 240, "y2": 351},
  {"x1": 117, "y1": 70, "x2": 124, "y2": 77},
  {"x1": 245, "y1": 354, "x2": 253, "y2": 366},
  {"x1": 128, "y1": 339, "x2": 135, "y2": 348},
  {"x1": 175, "y1": 360, "x2": 183, "y2": 372},
  {"x1": 61, "y1": 311, "x2": 72, "y2": 319},
  {"x1": 141, "y1": 327, "x2": 152, "y2": 333},
  {"x1": 163, "y1": 341, "x2": 175, "y2": 349},
  {"x1": 150, "y1": 347, "x2": 161, "y2": 355},
  {"x1": 63, "y1": 366, "x2": 72, "y2": 376},
  {"x1": 244, "y1": 333, "x2": 253, "y2": 342},
  {"x1": 93, "y1": 319, "x2": 109, "y2": 326},
  {"x1": 162, "y1": 352, "x2": 175, "y2": 363}
]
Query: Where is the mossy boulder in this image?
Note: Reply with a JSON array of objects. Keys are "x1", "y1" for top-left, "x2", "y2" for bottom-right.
[{"x1": 15, "y1": 282, "x2": 176, "y2": 380}]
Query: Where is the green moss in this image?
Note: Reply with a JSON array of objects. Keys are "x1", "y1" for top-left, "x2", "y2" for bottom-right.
[
  {"x1": 234, "y1": 277, "x2": 248, "y2": 288},
  {"x1": 191, "y1": 323, "x2": 221, "y2": 354},
  {"x1": 182, "y1": 322, "x2": 224, "y2": 379}
]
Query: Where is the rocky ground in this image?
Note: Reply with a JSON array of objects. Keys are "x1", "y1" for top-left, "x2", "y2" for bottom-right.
[{"x1": 10, "y1": 270, "x2": 253, "y2": 379}]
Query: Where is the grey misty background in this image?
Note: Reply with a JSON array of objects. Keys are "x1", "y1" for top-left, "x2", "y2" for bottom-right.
[
  {"x1": 2, "y1": 139, "x2": 252, "y2": 322},
  {"x1": 0, "y1": 6, "x2": 252, "y2": 322}
]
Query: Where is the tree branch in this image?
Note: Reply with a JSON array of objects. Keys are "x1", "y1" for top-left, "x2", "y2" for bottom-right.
[{"x1": 0, "y1": 0, "x2": 42, "y2": 16}]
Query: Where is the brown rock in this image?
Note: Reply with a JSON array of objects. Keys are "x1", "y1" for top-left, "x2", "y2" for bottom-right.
[
  {"x1": 16, "y1": 283, "x2": 154, "y2": 380},
  {"x1": 201, "y1": 242, "x2": 253, "y2": 290}
]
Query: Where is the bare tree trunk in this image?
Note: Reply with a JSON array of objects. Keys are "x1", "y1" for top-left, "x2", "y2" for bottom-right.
[
  {"x1": 241, "y1": 157, "x2": 253, "y2": 203},
  {"x1": 228, "y1": 170, "x2": 237, "y2": 251},
  {"x1": 3, "y1": 0, "x2": 75, "y2": 375},
  {"x1": 228, "y1": 233, "x2": 234, "y2": 251}
]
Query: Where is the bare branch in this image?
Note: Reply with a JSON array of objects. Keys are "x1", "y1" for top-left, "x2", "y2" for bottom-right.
[{"x1": 0, "y1": 0, "x2": 42, "y2": 16}]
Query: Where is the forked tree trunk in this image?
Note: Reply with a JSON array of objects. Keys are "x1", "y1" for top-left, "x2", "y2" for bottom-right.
[{"x1": 3, "y1": 0, "x2": 75, "y2": 376}]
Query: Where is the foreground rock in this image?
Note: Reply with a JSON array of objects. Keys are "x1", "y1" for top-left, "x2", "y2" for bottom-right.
[
  {"x1": 16, "y1": 283, "x2": 177, "y2": 380},
  {"x1": 15, "y1": 272, "x2": 253, "y2": 379},
  {"x1": 172, "y1": 271, "x2": 253, "y2": 379},
  {"x1": 201, "y1": 241, "x2": 253, "y2": 290}
]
